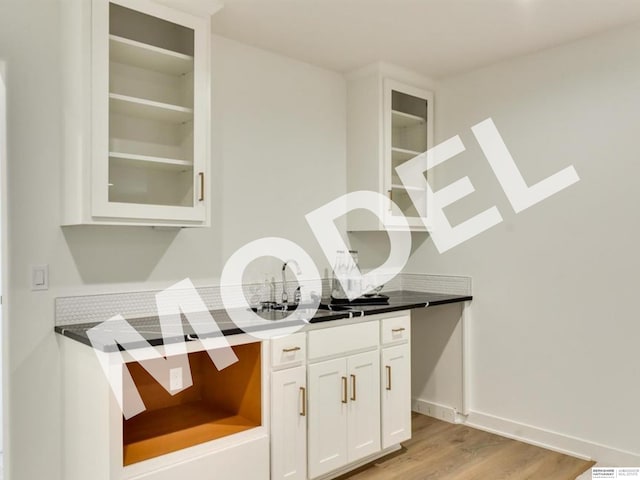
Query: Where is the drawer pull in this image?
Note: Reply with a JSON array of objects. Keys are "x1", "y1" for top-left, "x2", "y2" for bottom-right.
[
  {"x1": 351, "y1": 374, "x2": 357, "y2": 401},
  {"x1": 282, "y1": 346, "x2": 301, "y2": 353},
  {"x1": 341, "y1": 376, "x2": 348, "y2": 404},
  {"x1": 392, "y1": 327, "x2": 406, "y2": 333},
  {"x1": 300, "y1": 387, "x2": 306, "y2": 416},
  {"x1": 386, "y1": 365, "x2": 392, "y2": 390}
]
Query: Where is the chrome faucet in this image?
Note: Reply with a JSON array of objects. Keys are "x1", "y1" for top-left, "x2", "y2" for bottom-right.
[{"x1": 281, "y1": 260, "x2": 301, "y2": 304}]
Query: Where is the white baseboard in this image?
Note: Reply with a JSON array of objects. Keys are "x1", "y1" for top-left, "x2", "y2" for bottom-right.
[
  {"x1": 412, "y1": 398, "x2": 464, "y2": 424},
  {"x1": 412, "y1": 398, "x2": 640, "y2": 466},
  {"x1": 464, "y1": 411, "x2": 640, "y2": 466}
]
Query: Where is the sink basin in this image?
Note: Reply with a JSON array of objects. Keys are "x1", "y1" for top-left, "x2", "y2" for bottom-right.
[
  {"x1": 250, "y1": 303, "x2": 315, "y2": 313},
  {"x1": 248, "y1": 302, "x2": 359, "y2": 317},
  {"x1": 245, "y1": 302, "x2": 367, "y2": 325}
]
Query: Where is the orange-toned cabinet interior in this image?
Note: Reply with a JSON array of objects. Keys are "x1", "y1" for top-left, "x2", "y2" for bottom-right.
[{"x1": 122, "y1": 342, "x2": 262, "y2": 465}]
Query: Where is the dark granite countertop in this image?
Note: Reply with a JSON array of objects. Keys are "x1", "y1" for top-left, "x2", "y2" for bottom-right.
[{"x1": 55, "y1": 290, "x2": 471, "y2": 352}]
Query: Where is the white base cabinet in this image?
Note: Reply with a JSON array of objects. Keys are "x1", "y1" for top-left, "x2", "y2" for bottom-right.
[
  {"x1": 308, "y1": 357, "x2": 349, "y2": 477},
  {"x1": 60, "y1": 312, "x2": 411, "y2": 480},
  {"x1": 382, "y1": 343, "x2": 411, "y2": 448},
  {"x1": 269, "y1": 313, "x2": 412, "y2": 480},
  {"x1": 271, "y1": 366, "x2": 307, "y2": 480},
  {"x1": 307, "y1": 350, "x2": 381, "y2": 479},
  {"x1": 381, "y1": 314, "x2": 412, "y2": 449},
  {"x1": 347, "y1": 351, "x2": 381, "y2": 462},
  {"x1": 59, "y1": 334, "x2": 270, "y2": 480}
]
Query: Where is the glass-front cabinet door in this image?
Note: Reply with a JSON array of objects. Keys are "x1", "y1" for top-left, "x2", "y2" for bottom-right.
[
  {"x1": 383, "y1": 79, "x2": 433, "y2": 231},
  {"x1": 90, "y1": 0, "x2": 210, "y2": 225}
]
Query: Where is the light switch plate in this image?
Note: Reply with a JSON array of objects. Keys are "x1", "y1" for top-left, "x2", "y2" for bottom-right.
[{"x1": 31, "y1": 265, "x2": 49, "y2": 291}]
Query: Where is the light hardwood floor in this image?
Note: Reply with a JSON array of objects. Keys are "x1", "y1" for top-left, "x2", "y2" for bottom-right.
[{"x1": 339, "y1": 413, "x2": 594, "y2": 480}]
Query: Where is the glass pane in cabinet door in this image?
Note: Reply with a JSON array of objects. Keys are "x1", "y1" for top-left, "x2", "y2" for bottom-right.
[
  {"x1": 390, "y1": 186, "x2": 426, "y2": 220},
  {"x1": 391, "y1": 91, "x2": 428, "y2": 154},
  {"x1": 109, "y1": 159, "x2": 194, "y2": 207},
  {"x1": 107, "y1": 3, "x2": 196, "y2": 208},
  {"x1": 108, "y1": 113, "x2": 195, "y2": 207},
  {"x1": 109, "y1": 3, "x2": 194, "y2": 56}
]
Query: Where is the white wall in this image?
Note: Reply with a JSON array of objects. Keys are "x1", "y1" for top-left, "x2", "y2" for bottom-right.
[
  {"x1": 0, "y1": 59, "x2": 6, "y2": 456},
  {"x1": 408, "y1": 22, "x2": 640, "y2": 461},
  {"x1": 411, "y1": 303, "x2": 463, "y2": 415},
  {"x1": 210, "y1": 34, "x2": 346, "y2": 280},
  {"x1": 0, "y1": 2, "x2": 346, "y2": 477}
]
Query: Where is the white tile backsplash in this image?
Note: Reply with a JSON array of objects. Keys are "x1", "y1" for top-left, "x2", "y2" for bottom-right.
[{"x1": 55, "y1": 274, "x2": 470, "y2": 326}]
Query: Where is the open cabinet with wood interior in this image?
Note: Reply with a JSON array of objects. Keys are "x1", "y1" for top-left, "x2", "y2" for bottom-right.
[{"x1": 122, "y1": 342, "x2": 262, "y2": 466}]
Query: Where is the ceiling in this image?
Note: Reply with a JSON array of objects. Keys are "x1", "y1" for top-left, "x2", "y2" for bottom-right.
[{"x1": 202, "y1": 0, "x2": 640, "y2": 78}]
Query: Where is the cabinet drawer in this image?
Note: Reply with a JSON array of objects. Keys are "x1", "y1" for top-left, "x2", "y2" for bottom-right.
[
  {"x1": 381, "y1": 314, "x2": 410, "y2": 345},
  {"x1": 271, "y1": 333, "x2": 306, "y2": 369},
  {"x1": 308, "y1": 322, "x2": 379, "y2": 360}
]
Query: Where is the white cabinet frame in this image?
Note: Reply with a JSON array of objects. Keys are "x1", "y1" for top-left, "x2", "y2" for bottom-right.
[
  {"x1": 62, "y1": 0, "x2": 211, "y2": 226},
  {"x1": 346, "y1": 63, "x2": 435, "y2": 232}
]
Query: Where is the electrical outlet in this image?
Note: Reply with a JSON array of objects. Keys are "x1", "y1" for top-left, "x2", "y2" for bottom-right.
[{"x1": 169, "y1": 367, "x2": 183, "y2": 392}]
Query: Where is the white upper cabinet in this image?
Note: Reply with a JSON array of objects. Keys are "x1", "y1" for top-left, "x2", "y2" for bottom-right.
[
  {"x1": 62, "y1": 0, "x2": 211, "y2": 226},
  {"x1": 384, "y1": 79, "x2": 434, "y2": 230},
  {"x1": 346, "y1": 63, "x2": 434, "y2": 232}
]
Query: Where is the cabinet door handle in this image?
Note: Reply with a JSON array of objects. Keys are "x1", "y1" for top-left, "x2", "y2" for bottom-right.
[
  {"x1": 392, "y1": 327, "x2": 406, "y2": 333},
  {"x1": 350, "y1": 374, "x2": 357, "y2": 401},
  {"x1": 198, "y1": 172, "x2": 205, "y2": 201},
  {"x1": 386, "y1": 365, "x2": 392, "y2": 390},
  {"x1": 388, "y1": 190, "x2": 393, "y2": 211},
  {"x1": 341, "y1": 376, "x2": 348, "y2": 404},
  {"x1": 300, "y1": 386, "x2": 306, "y2": 416},
  {"x1": 282, "y1": 346, "x2": 301, "y2": 353}
]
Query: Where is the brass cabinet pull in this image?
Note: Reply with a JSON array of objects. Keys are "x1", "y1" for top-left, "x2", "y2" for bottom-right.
[
  {"x1": 300, "y1": 386, "x2": 306, "y2": 416},
  {"x1": 341, "y1": 376, "x2": 348, "y2": 404},
  {"x1": 392, "y1": 327, "x2": 406, "y2": 333},
  {"x1": 198, "y1": 172, "x2": 205, "y2": 201},
  {"x1": 386, "y1": 366, "x2": 392, "y2": 391},
  {"x1": 282, "y1": 346, "x2": 301, "y2": 353},
  {"x1": 350, "y1": 374, "x2": 357, "y2": 401}
]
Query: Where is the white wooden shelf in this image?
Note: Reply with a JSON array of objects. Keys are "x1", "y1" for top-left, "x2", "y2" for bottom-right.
[
  {"x1": 109, "y1": 93, "x2": 193, "y2": 124},
  {"x1": 391, "y1": 147, "x2": 422, "y2": 163},
  {"x1": 391, "y1": 183, "x2": 425, "y2": 192},
  {"x1": 109, "y1": 152, "x2": 193, "y2": 171},
  {"x1": 109, "y1": 35, "x2": 193, "y2": 76},
  {"x1": 391, "y1": 110, "x2": 425, "y2": 128}
]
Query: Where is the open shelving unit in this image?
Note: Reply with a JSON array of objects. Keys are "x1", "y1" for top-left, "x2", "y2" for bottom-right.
[{"x1": 122, "y1": 343, "x2": 262, "y2": 466}]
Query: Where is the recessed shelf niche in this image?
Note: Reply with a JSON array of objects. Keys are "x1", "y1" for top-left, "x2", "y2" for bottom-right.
[{"x1": 122, "y1": 342, "x2": 262, "y2": 466}]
